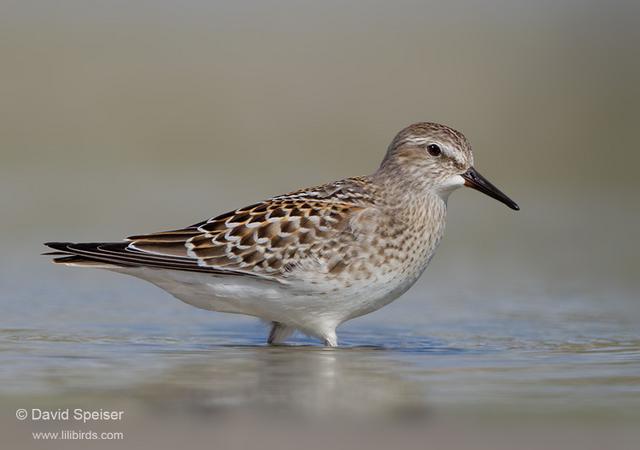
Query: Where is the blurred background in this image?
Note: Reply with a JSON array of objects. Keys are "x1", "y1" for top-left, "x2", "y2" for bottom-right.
[{"x1": 1, "y1": 1, "x2": 639, "y2": 448}]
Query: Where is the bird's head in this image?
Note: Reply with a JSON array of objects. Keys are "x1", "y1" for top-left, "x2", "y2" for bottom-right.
[{"x1": 379, "y1": 122, "x2": 519, "y2": 210}]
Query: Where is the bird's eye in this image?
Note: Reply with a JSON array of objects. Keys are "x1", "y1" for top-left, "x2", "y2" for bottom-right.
[{"x1": 427, "y1": 144, "x2": 442, "y2": 157}]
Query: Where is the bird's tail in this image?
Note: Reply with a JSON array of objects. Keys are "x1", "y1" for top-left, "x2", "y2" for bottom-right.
[
  {"x1": 43, "y1": 242, "x2": 125, "y2": 268},
  {"x1": 43, "y1": 240, "x2": 257, "y2": 276}
]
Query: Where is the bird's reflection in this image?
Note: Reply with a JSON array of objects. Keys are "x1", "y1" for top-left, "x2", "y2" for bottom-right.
[{"x1": 133, "y1": 345, "x2": 429, "y2": 418}]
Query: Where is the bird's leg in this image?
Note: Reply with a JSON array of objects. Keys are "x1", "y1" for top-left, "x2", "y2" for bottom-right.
[
  {"x1": 267, "y1": 322, "x2": 295, "y2": 345},
  {"x1": 323, "y1": 330, "x2": 338, "y2": 348}
]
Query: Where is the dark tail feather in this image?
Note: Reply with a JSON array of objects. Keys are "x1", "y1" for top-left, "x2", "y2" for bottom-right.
[
  {"x1": 43, "y1": 242, "x2": 126, "y2": 267},
  {"x1": 42, "y1": 241, "x2": 225, "y2": 273},
  {"x1": 42, "y1": 241, "x2": 260, "y2": 277},
  {"x1": 44, "y1": 242, "x2": 74, "y2": 253}
]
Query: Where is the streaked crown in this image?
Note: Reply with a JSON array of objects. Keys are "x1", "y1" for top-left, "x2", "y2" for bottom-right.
[{"x1": 378, "y1": 122, "x2": 474, "y2": 191}]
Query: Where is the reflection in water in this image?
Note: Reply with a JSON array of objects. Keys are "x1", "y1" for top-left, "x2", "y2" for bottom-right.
[
  {"x1": 115, "y1": 346, "x2": 429, "y2": 418},
  {"x1": 1, "y1": 326, "x2": 639, "y2": 420}
]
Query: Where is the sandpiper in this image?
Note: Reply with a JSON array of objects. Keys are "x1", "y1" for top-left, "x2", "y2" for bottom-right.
[{"x1": 45, "y1": 122, "x2": 518, "y2": 347}]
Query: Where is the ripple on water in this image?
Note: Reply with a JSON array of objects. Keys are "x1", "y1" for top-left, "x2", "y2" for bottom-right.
[{"x1": 0, "y1": 323, "x2": 639, "y2": 418}]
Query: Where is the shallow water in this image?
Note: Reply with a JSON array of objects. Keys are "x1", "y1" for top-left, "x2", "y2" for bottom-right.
[
  {"x1": 2, "y1": 260, "x2": 639, "y2": 421},
  {"x1": 3, "y1": 325, "x2": 639, "y2": 417}
]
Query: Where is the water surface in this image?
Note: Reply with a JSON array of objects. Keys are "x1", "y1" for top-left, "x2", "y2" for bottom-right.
[{"x1": 2, "y1": 262, "x2": 638, "y2": 421}]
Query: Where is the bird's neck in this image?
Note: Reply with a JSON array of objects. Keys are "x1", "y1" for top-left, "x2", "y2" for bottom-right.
[
  {"x1": 370, "y1": 170, "x2": 446, "y2": 214},
  {"x1": 391, "y1": 190, "x2": 448, "y2": 233},
  {"x1": 369, "y1": 171, "x2": 448, "y2": 243}
]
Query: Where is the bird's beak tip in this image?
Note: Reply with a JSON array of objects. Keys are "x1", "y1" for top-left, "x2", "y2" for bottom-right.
[{"x1": 462, "y1": 167, "x2": 520, "y2": 211}]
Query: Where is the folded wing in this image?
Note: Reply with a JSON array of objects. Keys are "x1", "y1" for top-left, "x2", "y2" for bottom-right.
[{"x1": 45, "y1": 177, "x2": 378, "y2": 283}]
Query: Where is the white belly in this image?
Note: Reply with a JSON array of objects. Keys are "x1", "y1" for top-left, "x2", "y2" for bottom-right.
[{"x1": 111, "y1": 266, "x2": 417, "y2": 337}]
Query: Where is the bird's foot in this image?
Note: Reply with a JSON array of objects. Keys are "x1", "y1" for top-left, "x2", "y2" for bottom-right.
[{"x1": 267, "y1": 322, "x2": 295, "y2": 345}]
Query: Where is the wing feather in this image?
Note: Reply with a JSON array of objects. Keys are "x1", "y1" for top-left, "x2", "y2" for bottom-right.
[{"x1": 45, "y1": 177, "x2": 379, "y2": 282}]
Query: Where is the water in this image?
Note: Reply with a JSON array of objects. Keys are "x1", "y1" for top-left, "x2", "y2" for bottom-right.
[
  {"x1": 2, "y1": 260, "x2": 639, "y2": 421},
  {"x1": 3, "y1": 325, "x2": 639, "y2": 417}
]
